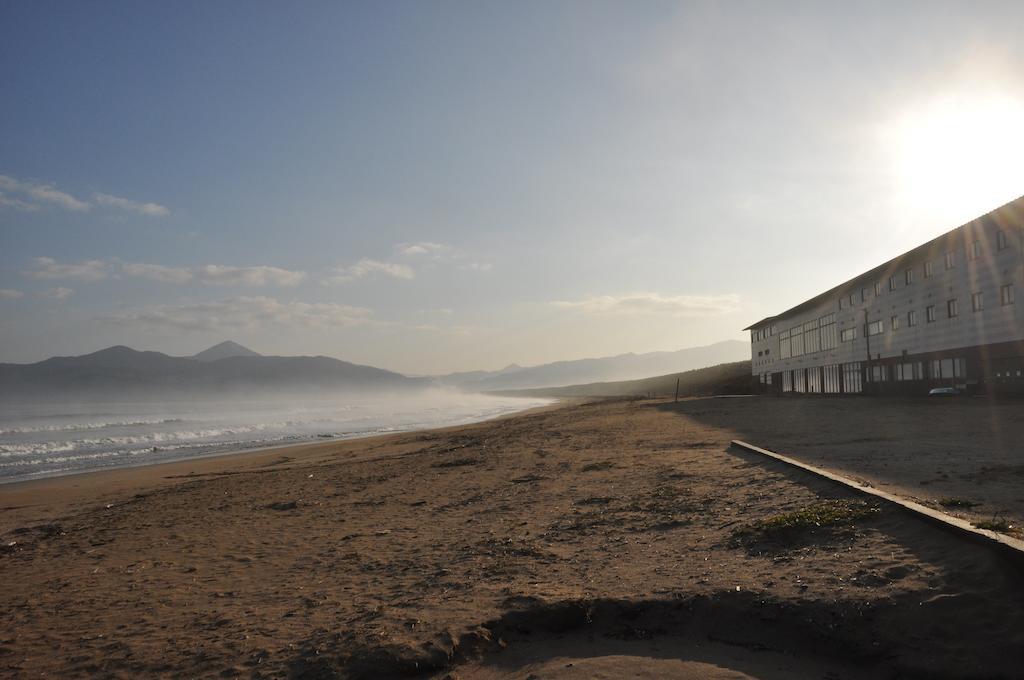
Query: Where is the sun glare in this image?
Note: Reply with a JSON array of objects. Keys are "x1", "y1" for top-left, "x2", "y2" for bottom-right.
[{"x1": 888, "y1": 92, "x2": 1024, "y2": 230}]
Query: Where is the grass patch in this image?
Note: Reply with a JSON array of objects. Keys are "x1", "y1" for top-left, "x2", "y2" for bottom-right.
[
  {"x1": 939, "y1": 497, "x2": 981, "y2": 509},
  {"x1": 973, "y1": 518, "x2": 1016, "y2": 533},
  {"x1": 732, "y1": 499, "x2": 880, "y2": 547}
]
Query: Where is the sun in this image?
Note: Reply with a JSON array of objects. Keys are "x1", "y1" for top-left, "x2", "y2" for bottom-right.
[{"x1": 887, "y1": 91, "x2": 1024, "y2": 229}]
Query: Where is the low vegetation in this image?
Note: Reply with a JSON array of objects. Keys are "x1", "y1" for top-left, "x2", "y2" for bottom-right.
[
  {"x1": 973, "y1": 518, "x2": 1016, "y2": 533},
  {"x1": 731, "y1": 499, "x2": 880, "y2": 547}
]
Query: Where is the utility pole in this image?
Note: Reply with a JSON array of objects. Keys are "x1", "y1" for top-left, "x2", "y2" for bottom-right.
[
  {"x1": 863, "y1": 308, "x2": 872, "y2": 392},
  {"x1": 674, "y1": 377, "x2": 680, "y2": 402}
]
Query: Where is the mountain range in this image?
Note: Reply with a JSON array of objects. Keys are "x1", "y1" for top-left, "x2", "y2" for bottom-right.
[
  {"x1": 435, "y1": 340, "x2": 748, "y2": 391},
  {"x1": 0, "y1": 342, "x2": 419, "y2": 398},
  {"x1": 0, "y1": 339, "x2": 750, "y2": 398}
]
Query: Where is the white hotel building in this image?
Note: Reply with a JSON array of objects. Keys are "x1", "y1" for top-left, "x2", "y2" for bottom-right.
[{"x1": 746, "y1": 195, "x2": 1024, "y2": 395}]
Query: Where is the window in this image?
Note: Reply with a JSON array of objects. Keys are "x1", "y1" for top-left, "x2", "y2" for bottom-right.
[
  {"x1": 840, "y1": 327, "x2": 857, "y2": 342},
  {"x1": 838, "y1": 296, "x2": 845, "y2": 310},
  {"x1": 896, "y1": 362, "x2": 923, "y2": 381},
  {"x1": 790, "y1": 325, "x2": 805, "y2": 357},
  {"x1": 779, "y1": 329, "x2": 791, "y2": 359},
  {"x1": 931, "y1": 358, "x2": 966, "y2": 379},
  {"x1": 874, "y1": 282, "x2": 882, "y2": 296},
  {"x1": 972, "y1": 291, "x2": 984, "y2": 312},
  {"x1": 843, "y1": 362, "x2": 862, "y2": 393},
  {"x1": 867, "y1": 320, "x2": 884, "y2": 336},
  {"x1": 823, "y1": 364, "x2": 841, "y2": 393},
  {"x1": 889, "y1": 275, "x2": 897, "y2": 291},
  {"x1": 782, "y1": 370, "x2": 793, "y2": 392},
  {"x1": 819, "y1": 313, "x2": 837, "y2": 350},
  {"x1": 997, "y1": 230, "x2": 1008, "y2": 250},
  {"x1": 905, "y1": 268, "x2": 914, "y2": 285},
  {"x1": 924, "y1": 261, "x2": 933, "y2": 278},
  {"x1": 945, "y1": 251, "x2": 955, "y2": 269},
  {"x1": 861, "y1": 288, "x2": 869, "y2": 303},
  {"x1": 1002, "y1": 283, "x2": 1016, "y2": 306},
  {"x1": 947, "y1": 298, "x2": 959, "y2": 318},
  {"x1": 870, "y1": 364, "x2": 888, "y2": 382},
  {"x1": 908, "y1": 310, "x2": 917, "y2": 326},
  {"x1": 849, "y1": 293, "x2": 856, "y2": 307},
  {"x1": 890, "y1": 315, "x2": 900, "y2": 330},
  {"x1": 806, "y1": 367, "x2": 821, "y2": 393},
  {"x1": 793, "y1": 368, "x2": 807, "y2": 393},
  {"x1": 970, "y1": 240, "x2": 982, "y2": 260},
  {"x1": 803, "y1": 318, "x2": 820, "y2": 354},
  {"x1": 926, "y1": 305, "x2": 936, "y2": 322}
]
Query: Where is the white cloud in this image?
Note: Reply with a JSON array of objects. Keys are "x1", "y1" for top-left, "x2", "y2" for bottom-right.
[
  {"x1": 121, "y1": 262, "x2": 193, "y2": 284},
  {"x1": 106, "y1": 296, "x2": 373, "y2": 332},
  {"x1": 25, "y1": 257, "x2": 111, "y2": 282},
  {"x1": 396, "y1": 242, "x2": 448, "y2": 256},
  {"x1": 37, "y1": 287, "x2": 75, "y2": 300},
  {"x1": 94, "y1": 193, "x2": 170, "y2": 217},
  {"x1": 0, "y1": 174, "x2": 169, "y2": 215},
  {"x1": 0, "y1": 289, "x2": 24, "y2": 299},
  {"x1": 23, "y1": 258, "x2": 306, "y2": 287},
  {"x1": 395, "y1": 242, "x2": 491, "y2": 272},
  {"x1": 552, "y1": 292, "x2": 741, "y2": 317},
  {"x1": 0, "y1": 175, "x2": 91, "y2": 211},
  {"x1": 198, "y1": 265, "x2": 306, "y2": 287},
  {"x1": 0, "y1": 192, "x2": 40, "y2": 211},
  {"x1": 324, "y1": 258, "x2": 414, "y2": 284}
]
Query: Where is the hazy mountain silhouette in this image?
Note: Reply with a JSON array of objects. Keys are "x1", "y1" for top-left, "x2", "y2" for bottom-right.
[
  {"x1": 0, "y1": 344, "x2": 422, "y2": 398},
  {"x1": 437, "y1": 340, "x2": 748, "y2": 391},
  {"x1": 492, "y1": 360, "x2": 753, "y2": 398},
  {"x1": 192, "y1": 340, "x2": 260, "y2": 362}
]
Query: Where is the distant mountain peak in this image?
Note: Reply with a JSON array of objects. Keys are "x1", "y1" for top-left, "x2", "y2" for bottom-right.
[{"x1": 192, "y1": 341, "x2": 261, "y2": 362}]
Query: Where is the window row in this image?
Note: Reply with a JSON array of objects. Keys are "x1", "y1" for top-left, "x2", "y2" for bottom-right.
[
  {"x1": 778, "y1": 313, "x2": 836, "y2": 359},
  {"x1": 836, "y1": 284, "x2": 1016, "y2": 341},
  {"x1": 836, "y1": 233, "x2": 1015, "y2": 310},
  {"x1": 779, "y1": 357, "x2": 967, "y2": 393},
  {"x1": 751, "y1": 324, "x2": 779, "y2": 343}
]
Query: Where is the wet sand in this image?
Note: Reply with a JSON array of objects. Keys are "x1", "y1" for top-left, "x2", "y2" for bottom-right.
[{"x1": 2, "y1": 397, "x2": 1023, "y2": 678}]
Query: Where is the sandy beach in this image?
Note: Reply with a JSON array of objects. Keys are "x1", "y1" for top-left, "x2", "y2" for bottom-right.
[{"x1": 2, "y1": 396, "x2": 1023, "y2": 678}]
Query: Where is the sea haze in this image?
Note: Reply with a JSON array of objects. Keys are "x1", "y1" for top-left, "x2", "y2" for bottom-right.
[{"x1": 0, "y1": 391, "x2": 550, "y2": 483}]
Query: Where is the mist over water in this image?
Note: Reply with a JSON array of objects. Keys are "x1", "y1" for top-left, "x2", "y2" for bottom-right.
[{"x1": 0, "y1": 390, "x2": 550, "y2": 482}]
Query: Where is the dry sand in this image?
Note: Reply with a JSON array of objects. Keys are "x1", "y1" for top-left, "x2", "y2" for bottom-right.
[{"x1": 2, "y1": 396, "x2": 1023, "y2": 679}]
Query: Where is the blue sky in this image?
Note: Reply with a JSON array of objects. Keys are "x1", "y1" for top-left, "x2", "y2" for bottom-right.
[{"x1": 3, "y1": 1, "x2": 1024, "y2": 373}]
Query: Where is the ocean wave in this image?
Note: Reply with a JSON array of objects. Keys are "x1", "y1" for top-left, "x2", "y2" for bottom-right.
[
  {"x1": 0, "y1": 418, "x2": 187, "y2": 435},
  {"x1": 0, "y1": 397, "x2": 553, "y2": 480}
]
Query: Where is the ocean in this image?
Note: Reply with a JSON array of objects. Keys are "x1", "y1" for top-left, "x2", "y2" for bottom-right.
[{"x1": 0, "y1": 391, "x2": 551, "y2": 483}]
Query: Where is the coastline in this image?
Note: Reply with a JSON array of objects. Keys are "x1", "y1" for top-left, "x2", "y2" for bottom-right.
[
  {"x1": 3, "y1": 396, "x2": 1022, "y2": 678},
  {"x1": 0, "y1": 397, "x2": 566, "y2": 533}
]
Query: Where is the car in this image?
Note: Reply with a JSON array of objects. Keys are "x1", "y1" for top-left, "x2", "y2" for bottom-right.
[{"x1": 929, "y1": 387, "x2": 959, "y2": 396}]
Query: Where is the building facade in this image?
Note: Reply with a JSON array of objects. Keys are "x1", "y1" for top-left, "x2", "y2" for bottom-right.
[{"x1": 746, "y1": 195, "x2": 1024, "y2": 395}]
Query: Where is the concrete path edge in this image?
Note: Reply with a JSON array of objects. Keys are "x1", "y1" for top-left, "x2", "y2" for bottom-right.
[{"x1": 729, "y1": 439, "x2": 1024, "y2": 569}]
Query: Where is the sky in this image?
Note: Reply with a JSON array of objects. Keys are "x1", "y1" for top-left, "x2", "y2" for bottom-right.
[{"x1": 3, "y1": 1, "x2": 1024, "y2": 374}]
